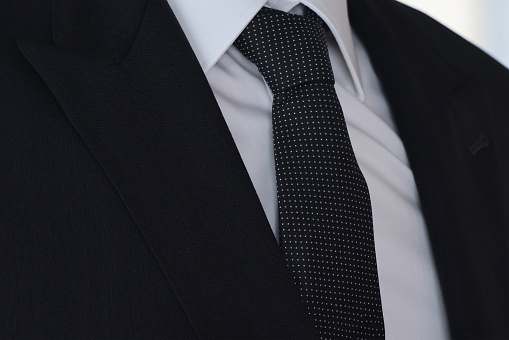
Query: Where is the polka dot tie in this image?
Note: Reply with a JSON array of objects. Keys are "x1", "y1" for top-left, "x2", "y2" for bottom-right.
[{"x1": 234, "y1": 7, "x2": 385, "y2": 339}]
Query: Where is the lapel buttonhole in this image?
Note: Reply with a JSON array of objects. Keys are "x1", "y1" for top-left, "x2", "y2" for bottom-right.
[{"x1": 469, "y1": 134, "x2": 489, "y2": 155}]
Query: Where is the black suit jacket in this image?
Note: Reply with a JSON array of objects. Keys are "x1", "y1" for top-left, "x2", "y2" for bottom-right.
[{"x1": 1, "y1": 0, "x2": 508, "y2": 338}]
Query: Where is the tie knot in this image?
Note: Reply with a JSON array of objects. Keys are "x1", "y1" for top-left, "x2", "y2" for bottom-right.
[{"x1": 234, "y1": 7, "x2": 334, "y2": 93}]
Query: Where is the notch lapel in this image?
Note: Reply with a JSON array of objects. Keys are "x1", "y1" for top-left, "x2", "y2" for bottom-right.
[
  {"x1": 17, "y1": 0, "x2": 316, "y2": 337},
  {"x1": 349, "y1": 0, "x2": 509, "y2": 338}
]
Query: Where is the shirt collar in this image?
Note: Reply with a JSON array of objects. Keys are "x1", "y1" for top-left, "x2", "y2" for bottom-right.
[{"x1": 166, "y1": 0, "x2": 364, "y2": 99}]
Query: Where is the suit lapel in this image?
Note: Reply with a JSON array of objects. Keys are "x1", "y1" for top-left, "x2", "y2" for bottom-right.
[
  {"x1": 18, "y1": 0, "x2": 316, "y2": 337},
  {"x1": 349, "y1": 0, "x2": 509, "y2": 338}
]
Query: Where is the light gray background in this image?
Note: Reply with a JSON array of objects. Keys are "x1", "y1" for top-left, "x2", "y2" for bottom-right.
[{"x1": 397, "y1": 0, "x2": 509, "y2": 68}]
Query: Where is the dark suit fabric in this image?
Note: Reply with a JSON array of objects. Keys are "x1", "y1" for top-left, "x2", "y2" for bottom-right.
[{"x1": 0, "y1": 0, "x2": 508, "y2": 338}]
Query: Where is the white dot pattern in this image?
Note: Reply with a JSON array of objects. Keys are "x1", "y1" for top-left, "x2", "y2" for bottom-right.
[{"x1": 235, "y1": 8, "x2": 385, "y2": 339}]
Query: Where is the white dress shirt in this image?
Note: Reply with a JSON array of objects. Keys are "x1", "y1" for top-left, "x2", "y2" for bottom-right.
[{"x1": 167, "y1": 0, "x2": 450, "y2": 338}]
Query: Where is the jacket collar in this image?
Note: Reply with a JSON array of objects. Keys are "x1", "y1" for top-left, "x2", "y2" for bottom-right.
[
  {"x1": 349, "y1": 1, "x2": 509, "y2": 338},
  {"x1": 18, "y1": 0, "x2": 316, "y2": 337}
]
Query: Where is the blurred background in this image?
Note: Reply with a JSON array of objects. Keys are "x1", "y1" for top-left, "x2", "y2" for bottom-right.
[{"x1": 396, "y1": 0, "x2": 509, "y2": 69}]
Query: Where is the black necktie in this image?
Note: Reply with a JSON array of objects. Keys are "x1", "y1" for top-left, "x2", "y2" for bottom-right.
[{"x1": 234, "y1": 7, "x2": 385, "y2": 339}]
